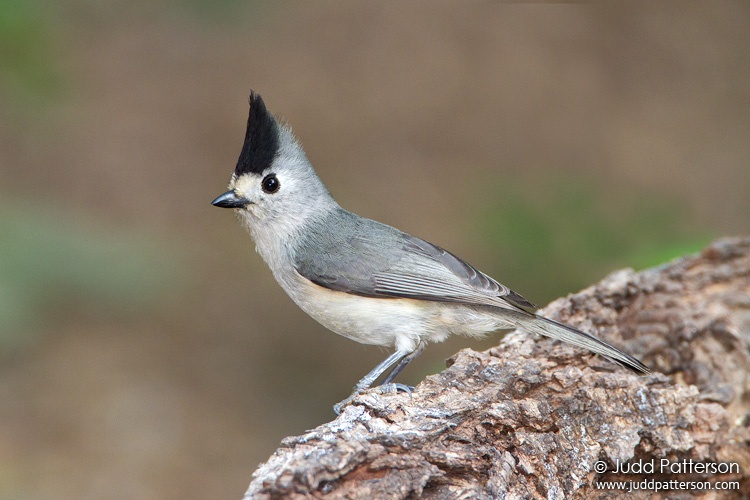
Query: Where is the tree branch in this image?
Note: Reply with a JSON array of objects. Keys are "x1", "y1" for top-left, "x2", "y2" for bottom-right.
[{"x1": 246, "y1": 237, "x2": 750, "y2": 499}]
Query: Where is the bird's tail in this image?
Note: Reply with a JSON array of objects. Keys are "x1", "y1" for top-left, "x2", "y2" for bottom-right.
[{"x1": 518, "y1": 313, "x2": 649, "y2": 374}]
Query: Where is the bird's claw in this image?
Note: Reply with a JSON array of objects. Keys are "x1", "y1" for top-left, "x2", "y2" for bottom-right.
[
  {"x1": 333, "y1": 383, "x2": 415, "y2": 414},
  {"x1": 375, "y1": 382, "x2": 414, "y2": 395},
  {"x1": 333, "y1": 395, "x2": 355, "y2": 415}
]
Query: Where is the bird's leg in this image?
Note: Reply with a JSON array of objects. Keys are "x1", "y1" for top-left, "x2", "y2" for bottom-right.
[
  {"x1": 333, "y1": 349, "x2": 412, "y2": 414},
  {"x1": 380, "y1": 340, "x2": 426, "y2": 386}
]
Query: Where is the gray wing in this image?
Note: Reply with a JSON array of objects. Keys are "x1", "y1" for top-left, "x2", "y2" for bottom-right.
[
  {"x1": 292, "y1": 209, "x2": 536, "y2": 312},
  {"x1": 377, "y1": 235, "x2": 537, "y2": 311}
]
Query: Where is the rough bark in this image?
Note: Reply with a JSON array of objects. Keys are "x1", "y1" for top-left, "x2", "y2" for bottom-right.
[{"x1": 245, "y1": 237, "x2": 750, "y2": 499}]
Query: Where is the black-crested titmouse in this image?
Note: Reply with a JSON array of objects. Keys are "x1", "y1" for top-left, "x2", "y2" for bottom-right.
[{"x1": 212, "y1": 92, "x2": 648, "y2": 414}]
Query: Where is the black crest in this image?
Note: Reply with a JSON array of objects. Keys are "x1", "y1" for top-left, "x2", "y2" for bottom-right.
[{"x1": 234, "y1": 91, "x2": 280, "y2": 177}]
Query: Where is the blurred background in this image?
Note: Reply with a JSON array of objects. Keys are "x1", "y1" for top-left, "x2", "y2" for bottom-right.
[{"x1": 1, "y1": 1, "x2": 748, "y2": 498}]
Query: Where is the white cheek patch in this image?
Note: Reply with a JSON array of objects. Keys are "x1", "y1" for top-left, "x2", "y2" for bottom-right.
[{"x1": 232, "y1": 174, "x2": 263, "y2": 201}]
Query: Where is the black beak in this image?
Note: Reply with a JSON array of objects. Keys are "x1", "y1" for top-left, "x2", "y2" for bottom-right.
[{"x1": 211, "y1": 190, "x2": 250, "y2": 208}]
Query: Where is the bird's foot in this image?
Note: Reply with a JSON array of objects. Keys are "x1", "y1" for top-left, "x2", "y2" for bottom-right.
[
  {"x1": 333, "y1": 383, "x2": 414, "y2": 415},
  {"x1": 374, "y1": 382, "x2": 414, "y2": 395},
  {"x1": 333, "y1": 394, "x2": 356, "y2": 415}
]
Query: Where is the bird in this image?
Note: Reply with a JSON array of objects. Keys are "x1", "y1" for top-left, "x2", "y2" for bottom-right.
[{"x1": 212, "y1": 91, "x2": 649, "y2": 414}]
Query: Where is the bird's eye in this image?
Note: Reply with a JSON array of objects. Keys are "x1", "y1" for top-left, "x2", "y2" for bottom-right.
[{"x1": 261, "y1": 174, "x2": 280, "y2": 194}]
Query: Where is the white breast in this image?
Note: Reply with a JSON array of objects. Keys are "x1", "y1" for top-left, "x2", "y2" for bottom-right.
[{"x1": 275, "y1": 264, "x2": 509, "y2": 354}]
